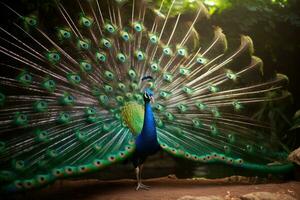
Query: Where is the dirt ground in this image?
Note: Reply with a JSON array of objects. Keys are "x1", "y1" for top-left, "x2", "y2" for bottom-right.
[{"x1": 4, "y1": 176, "x2": 300, "y2": 200}]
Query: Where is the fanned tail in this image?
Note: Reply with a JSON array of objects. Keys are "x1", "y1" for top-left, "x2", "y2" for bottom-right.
[
  {"x1": 150, "y1": 6, "x2": 292, "y2": 173},
  {"x1": 0, "y1": 0, "x2": 293, "y2": 193}
]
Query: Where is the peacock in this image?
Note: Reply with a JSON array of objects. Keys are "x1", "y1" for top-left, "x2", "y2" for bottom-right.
[{"x1": 0, "y1": 0, "x2": 294, "y2": 193}]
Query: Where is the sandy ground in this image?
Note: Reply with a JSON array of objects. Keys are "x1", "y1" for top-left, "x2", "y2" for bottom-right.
[{"x1": 4, "y1": 176, "x2": 300, "y2": 200}]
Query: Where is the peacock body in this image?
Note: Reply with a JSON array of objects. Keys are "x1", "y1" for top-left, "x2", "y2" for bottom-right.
[{"x1": 0, "y1": 0, "x2": 293, "y2": 193}]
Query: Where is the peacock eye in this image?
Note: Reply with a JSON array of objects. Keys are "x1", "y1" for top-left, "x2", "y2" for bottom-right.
[
  {"x1": 52, "y1": 54, "x2": 58, "y2": 59},
  {"x1": 117, "y1": 53, "x2": 126, "y2": 63},
  {"x1": 162, "y1": 46, "x2": 173, "y2": 56},
  {"x1": 163, "y1": 73, "x2": 173, "y2": 82},
  {"x1": 151, "y1": 37, "x2": 156, "y2": 42},
  {"x1": 135, "y1": 51, "x2": 145, "y2": 61},
  {"x1": 177, "y1": 48, "x2": 187, "y2": 56},
  {"x1": 105, "y1": 71, "x2": 115, "y2": 80},
  {"x1": 149, "y1": 34, "x2": 158, "y2": 44},
  {"x1": 25, "y1": 16, "x2": 38, "y2": 26},
  {"x1": 84, "y1": 63, "x2": 92, "y2": 70},
  {"x1": 133, "y1": 22, "x2": 143, "y2": 32},
  {"x1": 196, "y1": 56, "x2": 208, "y2": 65},
  {"x1": 18, "y1": 72, "x2": 33, "y2": 86},
  {"x1": 105, "y1": 23, "x2": 116, "y2": 33},
  {"x1": 128, "y1": 70, "x2": 136, "y2": 79},
  {"x1": 100, "y1": 38, "x2": 112, "y2": 49},
  {"x1": 60, "y1": 29, "x2": 71, "y2": 39},
  {"x1": 96, "y1": 52, "x2": 107, "y2": 62},
  {"x1": 68, "y1": 74, "x2": 81, "y2": 85},
  {"x1": 120, "y1": 31, "x2": 130, "y2": 41},
  {"x1": 99, "y1": 55, "x2": 105, "y2": 61},
  {"x1": 118, "y1": 83, "x2": 126, "y2": 90},
  {"x1": 24, "y1": 74, "x2": 31, "y2": 81},
  {"x1": 42, "y1": 79, "x2": 56, "y2": 92},
  {"x1": 150, "y1": 62, "x2": 160, "y2": 72},
  {"x1": 208, "y1": 85, "x2": 218, "y2": 93},
  {"x1": 48, "y1": 80, "x2": 54, "y2": 86},
  {"x1": 135, "y1": 25, "x2": 141, "y2": 31},
  {"x1": 47, "y1": 52, "x2": 61, "y2": 63},
  {"x1": 80, "y1": 16, "x2": 93, "y2": 28}
]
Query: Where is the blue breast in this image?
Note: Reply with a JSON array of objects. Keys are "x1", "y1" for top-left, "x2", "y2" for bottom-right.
[{"x1": 135, "y1": 101, "x2": 160, "y2": 156}]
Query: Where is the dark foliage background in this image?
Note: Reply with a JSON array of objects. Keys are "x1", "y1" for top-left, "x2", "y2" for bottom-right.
[
  {"x1": 208, "y1": 0, "x2": 300, "y2": 149},
  {"x1": 210, "y1": 0, "x2": 300, "y2": 110}
]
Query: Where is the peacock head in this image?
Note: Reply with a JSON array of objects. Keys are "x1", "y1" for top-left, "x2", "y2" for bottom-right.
[
  {"x1": 142, "y1": 76, "x2": 155, "y2": 104},
  {"x1": 144, "y1": 88, "x2": 154, "y2": 104}
]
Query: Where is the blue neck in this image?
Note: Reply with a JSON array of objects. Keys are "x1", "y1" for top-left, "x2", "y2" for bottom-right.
[
  {"x1": 134, "y1": 100, "x2": 160, "y2": 156},
  {"x1": 141, "y1": 101, "x2": 156, "y2": 138}
]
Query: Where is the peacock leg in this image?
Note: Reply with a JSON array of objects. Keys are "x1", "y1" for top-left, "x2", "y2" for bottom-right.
[{"x1": 135, "y1": 164, "x2": 150, "y2": 190}]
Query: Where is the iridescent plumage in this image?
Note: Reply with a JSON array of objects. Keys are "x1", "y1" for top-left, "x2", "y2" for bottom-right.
[{"x1": 0, "y1": 0, "x2": 293, "y2": 193}]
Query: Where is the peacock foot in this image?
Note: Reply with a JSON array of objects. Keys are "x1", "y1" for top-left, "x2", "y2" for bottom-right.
[{"x1": 136, "y1": 183, "x2": 150, "y2": 191}]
